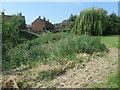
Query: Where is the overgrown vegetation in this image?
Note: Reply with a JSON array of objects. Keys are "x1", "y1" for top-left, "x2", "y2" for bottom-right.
[
  {"x1": 2, "y1": 12, "x2": 38, "y2": 67},
  {"x1": 3, "y1": 32, "x2": 108, "y2": 70}
]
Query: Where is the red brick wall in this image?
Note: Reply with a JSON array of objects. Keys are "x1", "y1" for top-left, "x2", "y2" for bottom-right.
[{"x1": 32, "y1": 18, "x2": 45, "y2": 31}]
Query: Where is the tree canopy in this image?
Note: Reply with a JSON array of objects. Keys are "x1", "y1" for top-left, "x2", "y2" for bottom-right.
[
  {"x1": 72, "y1": 7, "x2": 108, "y2": 36},
  {"x1": 68, "y1": 14, "x2": 77, "y2": 29},
  {"x1": 104, "y1": 12, "x2": 119, "y2": 35},
  {"x1": 2, "y1": 12, "x2": 26, "y2": 62}
]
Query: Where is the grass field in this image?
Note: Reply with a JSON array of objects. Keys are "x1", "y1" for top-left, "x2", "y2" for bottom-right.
[{"x1": 100, "y1": 35, "x2": 119, "y2": 48}]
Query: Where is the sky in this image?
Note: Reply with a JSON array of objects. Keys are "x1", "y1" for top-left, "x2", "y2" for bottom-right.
[{"x1": 2, "y1": 2, "x2": 118, "y2": 24}]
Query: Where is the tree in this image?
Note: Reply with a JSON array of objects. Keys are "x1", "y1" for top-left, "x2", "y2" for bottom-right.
[
  {"x1": 104, "y1": 12, "x2": 119, "y2": 35},
  {"x1": 68, "y1": 14, "x2": 77, "y2": 22},
  {"x1": 69, "y1": 22, "x2": 74, "y2": 30},
  {"x1": 72, "y1": 7, "x2": 108, "y2": 36},
  {"x1": 118, "y1": 16, "x2": 120, "y2": 35},
  {"x1": 2, "y1": 12, "x2": 26, "y2": 62},
  {"x1": 12, "y1": 13, "x2": 26, "y2": 30},
  {"x1": 68, "y1": 14, "x2": 77, "y2": 29},
  {"x1": 2, "y1": 16, "x2": 18, "y2": 62}
]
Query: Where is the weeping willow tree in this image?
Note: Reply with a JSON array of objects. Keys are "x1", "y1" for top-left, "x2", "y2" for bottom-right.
[{"x1": 72, "y1": 7, "x2": 108, "y2": 36}]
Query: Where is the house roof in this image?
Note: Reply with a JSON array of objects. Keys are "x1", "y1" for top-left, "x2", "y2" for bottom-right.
[{"x1": 32, "y1": 17, "x2": 54, "y2": 26}]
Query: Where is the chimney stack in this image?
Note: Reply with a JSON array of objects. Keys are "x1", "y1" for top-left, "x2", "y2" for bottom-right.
[
  {"x1": 43, "y1": 17, "x2": 46, "y2": 21},
  {"x1": 39, "y1": 16, "x2": 41, "y2": 19},
  {"x1": 2, "y1": 12, "x2": 4, "y2": 16}
]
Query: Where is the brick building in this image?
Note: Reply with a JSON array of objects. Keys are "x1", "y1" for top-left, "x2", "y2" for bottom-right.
[{"x1": 31, "y1": 16, "x2": 54, "y2": 31}]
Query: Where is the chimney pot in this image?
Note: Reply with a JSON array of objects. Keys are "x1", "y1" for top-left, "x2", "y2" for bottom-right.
[{"x1": 43, "y1": 17, "x2": 46, "y2": 21}]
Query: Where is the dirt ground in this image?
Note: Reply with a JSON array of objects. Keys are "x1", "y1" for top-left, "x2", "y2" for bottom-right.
[{"x1": 2, "y1": 48, "x2": 118, "y2": 88}]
